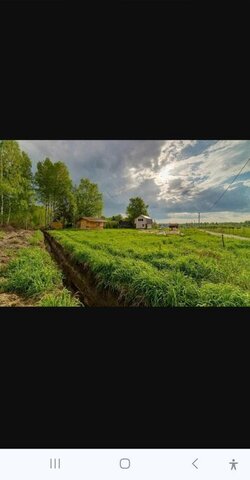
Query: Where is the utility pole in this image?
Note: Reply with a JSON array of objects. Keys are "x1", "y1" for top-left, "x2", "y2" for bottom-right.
[{"x1": 198, "y1": 212, "x2": 200, "y2": 227}]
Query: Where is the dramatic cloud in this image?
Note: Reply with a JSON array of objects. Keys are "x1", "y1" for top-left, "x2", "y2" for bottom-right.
[{"x1": 18, "y1": 140, "x2": 250, "y2": 222}]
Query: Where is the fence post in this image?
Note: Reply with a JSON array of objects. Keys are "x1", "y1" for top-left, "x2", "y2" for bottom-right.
[{"x1": 222, "y1": 234, "x2": 225, "y2": 247}]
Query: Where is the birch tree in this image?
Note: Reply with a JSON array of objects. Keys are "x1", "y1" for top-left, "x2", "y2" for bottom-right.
[{"x1": 0, "y1": 140, "x2": 24, "y2": 225}]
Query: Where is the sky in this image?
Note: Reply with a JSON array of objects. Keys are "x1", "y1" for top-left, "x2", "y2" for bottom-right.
[{"x1": 18, "y1": 140, "x2": 250, "y2": 223}]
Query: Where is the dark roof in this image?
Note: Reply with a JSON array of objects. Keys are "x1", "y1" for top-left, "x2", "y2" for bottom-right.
[
  {"x1": 169, "y1": 223, "x2": 179, "y2": 227},
  {"x1": 78, "y1": 217, "x2": 107, "y2": 223}
]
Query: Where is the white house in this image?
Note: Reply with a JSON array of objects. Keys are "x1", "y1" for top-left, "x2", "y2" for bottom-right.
[{"x1": 134, "y1": 215, "x2": 153, "y2": 229}]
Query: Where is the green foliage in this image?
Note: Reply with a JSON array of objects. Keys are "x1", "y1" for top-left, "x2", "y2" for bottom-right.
[
  {"x1": 54, "y1": 189, "x2": 76, "y2": 226},
  {"x1": 8, "y1": 205, "x2": 46, "y2": 229},
  {"x1": 34, "y1": 158, "x2": 54, "y2": 210},
  {"x1": 28, "y1": 230, "x2": 44, "y2": 246},
  {"x1": 28, "y1": 205, "x2": 46, "y2": 228},
  {"x1": 197, "y1": 283, "x2": 250, "y2": 307},
  {"x1": 152, "y1": 221, "x2": 158, "y2": 229},
  {"x1": 39, "y1": 288, "x2": 82, "y2": 306},
  {"x1": 0, "y1": 141, "x2": 34, "y2": 226},
  {"x1": 105, "y1": 220, "x2": 119, "y2": 228},
  {"x1": 75, "y1": 178, "x2": 103, "y2": 218},
  {"x1": 1, "y1": 141, "x2": 105, "y2": 230},
  {"x1": 110, "y1": 214, "x2": 123, "y2": 221},
  {"x1": 3, "y1": 247, "x2": 62, "y2": 296},
  {"x1": 204, "y1": 225, "x2": 250, "y2": 238},
  {"x1": 35, "y1": 158, "x2": 75, "y2": 226},
  {"x1": 50, "y1": 229, "x2": 250, "y2": 307},
  {"x1": 126, "y1": 197, "x2": 149, "y2": 223}
]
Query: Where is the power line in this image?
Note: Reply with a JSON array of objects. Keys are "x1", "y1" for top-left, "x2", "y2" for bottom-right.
[{"x1": 207, "y1": 156, "x2": 250, "y2": 212}]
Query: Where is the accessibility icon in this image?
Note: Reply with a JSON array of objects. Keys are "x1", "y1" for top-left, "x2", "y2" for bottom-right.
[{"x1": 229, "y1": 459, "x2": 238, "y2": 471}]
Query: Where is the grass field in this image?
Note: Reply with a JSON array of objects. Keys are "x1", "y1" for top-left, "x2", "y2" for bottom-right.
[
  {"x1": 0, "y1": 230, "x2": 81, "y2": 306},
  {"x1": 203, "y1": 225, "x2": 250, "y2": 238},
  {"x1": 50, "y1": 229, "x2": 250, "y2": 307}
]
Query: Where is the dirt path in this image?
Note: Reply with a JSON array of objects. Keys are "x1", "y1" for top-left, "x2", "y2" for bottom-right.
[
  {"x1": 0, "y1": 228, "x2": 36, "y2": 306},
  {"x1": 0, "y1": 293, "x2": 32, "y2": 307},
  {"x1": 201, "y1": 229, "x2": 250, "y2": 241}
]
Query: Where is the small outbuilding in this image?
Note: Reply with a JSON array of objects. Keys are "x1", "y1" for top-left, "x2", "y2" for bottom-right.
[
  {"x1": 169, "y1": 223, "x2": 179, "y2": 231},
  {"x1": 134, "y1": 215, "x2": 153, "y2": 229},
  {"x1": 50, "y1": 220, "x2": 63, "y2": 230},
  {"x1": 76, "y1": 217, "x2": 106, "y2": 230}
]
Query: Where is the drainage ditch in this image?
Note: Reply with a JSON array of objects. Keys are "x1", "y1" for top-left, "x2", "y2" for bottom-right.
[{"x1": 43, "y1": 231, "x2": 123, "y2": 307}]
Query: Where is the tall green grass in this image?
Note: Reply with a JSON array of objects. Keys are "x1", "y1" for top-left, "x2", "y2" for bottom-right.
[
  {"x1": 198, "y1": 283, "x2": 250, "y2": 307},
  {"x1": 50, "y1": 229, "x2": 250, "y2": 307},
  {"x1": 2, "y1": 246, "x2": 81, "y2": 307},
  {"x1": 29, "y1": 230, "x2": 44, "y2": 246},
  {"x1": 39, "y1": 289, "x2": 82, "y2": 307},
  {"x1": 3, "y1": 247, "x2": 62, "y2": 296},
  {"x1": 0, "y1": 231, "x2": 81, "y2": 306}
]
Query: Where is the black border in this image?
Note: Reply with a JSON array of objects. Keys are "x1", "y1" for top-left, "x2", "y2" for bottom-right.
[{"x1": 1, "y1": 308, "x2": 249, "y2": 448}]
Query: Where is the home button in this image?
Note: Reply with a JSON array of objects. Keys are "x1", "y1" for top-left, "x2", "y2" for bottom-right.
[{"x1": 120, "y1": 458, "x2": 131, "y2": 469}]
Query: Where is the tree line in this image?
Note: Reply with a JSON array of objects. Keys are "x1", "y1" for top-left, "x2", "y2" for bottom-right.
[
  {"x1": 0, "y1": 140, "x2": 103, "y2": 228},
  {"x1": 0, "y1": 140, "x2": 152, "y2": 229},
  {"x1": 105, "y1": 197, "x2": 150, "y2": 227}
]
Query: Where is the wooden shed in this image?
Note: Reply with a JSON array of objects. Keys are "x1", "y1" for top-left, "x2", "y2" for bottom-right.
[
  {"x1": 169, "y1": 223, "x2": 179, "y2": 231},
  {"x1": 50, "y1": 220, "x2": 63, "y2": 229},
  {"x1": 76, "y1": 217, "x2": 106, "y2": 230}
]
